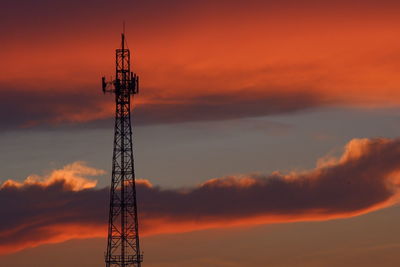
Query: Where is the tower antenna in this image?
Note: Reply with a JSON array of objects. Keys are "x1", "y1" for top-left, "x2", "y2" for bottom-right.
[{"x1": 102, "y1": 27, "x2": 142, "y2": 267}]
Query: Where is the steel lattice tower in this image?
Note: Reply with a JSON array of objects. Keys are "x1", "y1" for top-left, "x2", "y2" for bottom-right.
[{"x1": 102, "y1": 31, "x2": 143, "y2": 267}]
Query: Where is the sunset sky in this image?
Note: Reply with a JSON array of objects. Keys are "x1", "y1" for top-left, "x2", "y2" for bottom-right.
[{"x1": 2, "y1": 0, "x2": 400, "y2": 266}]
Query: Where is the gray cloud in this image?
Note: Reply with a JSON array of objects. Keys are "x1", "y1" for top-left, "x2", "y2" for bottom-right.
[
  {"x1": 0, "y1": 82, "x2": 325, "y2": 131},
  {"x1": 1, "y1": 138, "x2": 400, "y2": 253}
]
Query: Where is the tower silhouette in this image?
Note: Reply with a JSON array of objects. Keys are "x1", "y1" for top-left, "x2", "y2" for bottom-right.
[{"x1": 102, "y1": 30, "x2": 143, "y2": 267}]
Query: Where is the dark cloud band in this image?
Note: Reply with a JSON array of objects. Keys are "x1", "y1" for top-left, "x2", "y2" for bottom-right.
[{"x1": 1, "y1": 138, "x2": 400, "y2": 253}]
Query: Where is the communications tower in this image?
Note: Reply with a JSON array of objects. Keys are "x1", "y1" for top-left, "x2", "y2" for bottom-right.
[{"x1": 102, "y1": 30, "x2": 143, "y2": 267}]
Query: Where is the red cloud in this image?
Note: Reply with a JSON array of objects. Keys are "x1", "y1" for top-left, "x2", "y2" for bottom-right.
[
  {"x1": 2, "y1": 138, "x2": 400, "y2": 254},
  {"x1": 1, "y1": 1, "x2": 400, "y2": 130}
]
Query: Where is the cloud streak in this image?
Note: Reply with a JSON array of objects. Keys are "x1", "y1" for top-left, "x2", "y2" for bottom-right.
[
  {"x1": 2, "y1": 138, "x2": 400, "y2": 253},
  {"x1": 1, "y1": 0, "x2": 400, "y2": 130},
  {"x1": 0, "y1": 80, "x2": 325, "y2": 130}
]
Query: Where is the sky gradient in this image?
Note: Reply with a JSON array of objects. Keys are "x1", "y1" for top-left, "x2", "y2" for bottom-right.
[{"x1": 1, "y1": 0, "x2": 400, "y2": 266}]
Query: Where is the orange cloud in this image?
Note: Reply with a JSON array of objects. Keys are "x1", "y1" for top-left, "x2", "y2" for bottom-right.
[
  {"x1": 2, "y1": 138, "x2": 400, "y2": 254},
  {"x1": 1, "y1": 1, "x2": 400, "y2": 130},
  {"x1": 1, "y1": 161, "x2": 103, "y2": 191}
]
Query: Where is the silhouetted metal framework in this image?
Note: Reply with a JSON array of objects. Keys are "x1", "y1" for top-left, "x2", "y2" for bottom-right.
[{"x1": 102, "y1": 32, "x2": 142, "y2": 267}]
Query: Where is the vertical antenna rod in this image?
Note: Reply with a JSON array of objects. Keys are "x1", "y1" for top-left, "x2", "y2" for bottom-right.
[{"x1": 102, "y1": 28, "x2": 142, "y2": 267}]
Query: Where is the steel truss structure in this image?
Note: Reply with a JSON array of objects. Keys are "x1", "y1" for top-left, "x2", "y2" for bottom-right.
[{"x1": 102, "y1": 32, "x2": 142, "y2": 267}]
